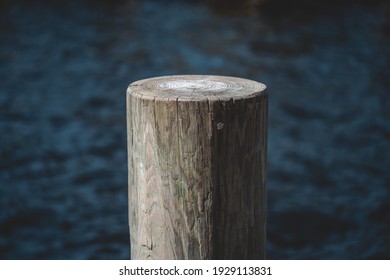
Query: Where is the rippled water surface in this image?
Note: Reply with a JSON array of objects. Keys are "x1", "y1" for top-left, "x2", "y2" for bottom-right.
[{"x1": 1, "y1": 0, "x2": 389, "y2": 259}]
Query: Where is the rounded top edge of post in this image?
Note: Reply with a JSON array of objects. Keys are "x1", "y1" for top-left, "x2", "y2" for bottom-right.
[{"x1": 127, "y1": 75, "x2": 267, "y2": 101}]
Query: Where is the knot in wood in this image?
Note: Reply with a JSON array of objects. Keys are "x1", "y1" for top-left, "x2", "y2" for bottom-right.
[{"x1": 217, "y1": 122, "x2": 224, "y2": 130}]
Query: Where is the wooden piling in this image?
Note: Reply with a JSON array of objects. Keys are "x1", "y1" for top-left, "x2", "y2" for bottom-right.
[{"x1": 126, "y1": 75, "x2": 268, "y2": 259}]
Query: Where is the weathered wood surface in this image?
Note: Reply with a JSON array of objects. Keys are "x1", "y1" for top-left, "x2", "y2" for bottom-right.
[{"x1": 126, "y1": 75, "x2": 268, "y2": 259}]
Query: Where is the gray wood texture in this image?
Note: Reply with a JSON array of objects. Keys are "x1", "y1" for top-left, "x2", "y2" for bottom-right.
[{"x1": 126, "y1": 75, "x2": 268, "y2": 259}]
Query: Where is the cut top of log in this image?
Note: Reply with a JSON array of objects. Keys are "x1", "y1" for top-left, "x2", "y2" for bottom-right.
[{"x1": 127, "y1": 75, "x2": 267, "y2": 101}]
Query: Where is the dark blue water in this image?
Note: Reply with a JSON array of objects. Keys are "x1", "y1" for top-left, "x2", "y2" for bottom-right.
[{"x1": 1, "y1": 0, "x2": 389, "y2": 259}]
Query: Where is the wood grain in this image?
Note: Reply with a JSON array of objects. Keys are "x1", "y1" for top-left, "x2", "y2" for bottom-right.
[{"x1": 127, "y1": 75, "x2": 268, "y2": 259}]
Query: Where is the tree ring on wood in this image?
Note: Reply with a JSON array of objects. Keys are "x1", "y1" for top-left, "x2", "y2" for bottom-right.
[{"x1": 128, "y1": 75, "x2": 267, "y2": 101}]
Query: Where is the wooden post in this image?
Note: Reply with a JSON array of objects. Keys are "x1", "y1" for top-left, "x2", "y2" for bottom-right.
[{"x1": 126, "y1": 75, "x2": 268, "y2": 259}]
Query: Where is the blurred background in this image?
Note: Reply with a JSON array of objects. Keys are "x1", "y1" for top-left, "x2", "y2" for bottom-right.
[{"x1": 0, "y1": 0, "x2": 389, "y2": 259}]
